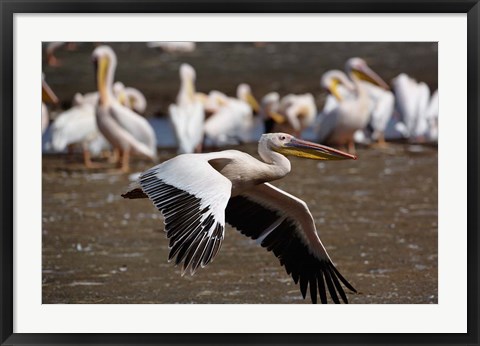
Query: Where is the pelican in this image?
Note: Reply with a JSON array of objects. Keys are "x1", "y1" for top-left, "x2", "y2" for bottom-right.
[
  {"x1": 122, "y1": 133, "x2": 357, "y2": 304},
  {"x1": 169, "y1": 63, "x2": 205, "y2": 154},
  {"x1": 72, "y1": 92, "x2": 99, "y2": 106},
  {"x1": 42, "y1": 74, "x2": 58, "y2": 134},
  {"x1": 111, "y1": 82, "x2": 148, "y2": 114},
  {"x1": 124, "y1": 86, "x2": 147, "y2": 114},
  {"x1": 260, "y1": 92, "x2": 283, "y2": 133},
  {"x1": 93, "y1": 45, "x2": 157, "y2": 172},
  {"x1": 360, "y1": 80, "x2": 395, "y2": 146},
  {"x1": 204, "y1": 84, "x2": 260, "y2": 146},
  {"x1": 425, "y1": 90, "x2": 439, "y2": 142},
  {"x1": 50, "y1": 102, "x2": 111, "y2": 166},
  {"x1": 277, "y1": 93, "x2": 317, "y2": 137},
  {"x1": 392, "y1": 73, "x2": 438, "y2": 143},
  {"x1": 51, "y1": 82, "x2": 147, "y2": 167},
  {"x1": 316, "y1": 58, "x2": 389, "y2": 153}
]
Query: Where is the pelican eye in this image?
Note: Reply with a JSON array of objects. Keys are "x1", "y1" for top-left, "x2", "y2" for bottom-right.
[{"x1": 280, "y1": 135, "x2": 286, "y2": 141}]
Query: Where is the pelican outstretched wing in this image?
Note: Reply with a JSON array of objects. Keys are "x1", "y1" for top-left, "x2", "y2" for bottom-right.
[
  {"x1": 225, "y1": 183, "x2": 356, "y2": 304},
  {"x1": 134, "y1": 154, "x2": 232, "y2": 275}
]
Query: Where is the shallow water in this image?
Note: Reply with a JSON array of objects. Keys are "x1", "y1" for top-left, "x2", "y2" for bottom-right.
[{"x1": 42, "y1": 144, "x2": 437, "y2": 304}]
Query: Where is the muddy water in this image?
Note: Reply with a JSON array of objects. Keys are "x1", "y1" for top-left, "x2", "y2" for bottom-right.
[{"x1": 42, "y1": 144, "x2": 437, "y2": 304}]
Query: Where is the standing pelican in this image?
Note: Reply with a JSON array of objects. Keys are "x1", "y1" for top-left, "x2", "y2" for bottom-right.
[
  {"x1": 93, "y1": 45, "x2": 157, "y2": 172},
  {"x1": 204, "y1": 83, "x2": 260, "y2": 145},
  {"x1": 51, "y1": 82, "x2": 147, "y2": 167},
  {"x1": 123, "y1": 133, "x2": 357, "y2": 304},
  {"x1": 360, "y1": 81, "x2": 395, "y2": 146},
  {"x1": 425, "y1": 90, "x2": 439, "y2": 142},
  {"x1": 317, "y1": 58, "x2": 389, "y2": 153},
  {"x1": 169, "y1": 63, "x2": 205, "y2": 154},
  {"x1": 50, "y1": 101, "x2": 111, "y2": 166},
  {"x1": 392, "y1": 73, "x2": 438, "y2": 143}
]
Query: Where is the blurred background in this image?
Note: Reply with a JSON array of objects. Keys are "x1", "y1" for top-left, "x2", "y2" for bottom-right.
[{"x1": 42, "y1": 42, "x2": 438, "y2": 304}]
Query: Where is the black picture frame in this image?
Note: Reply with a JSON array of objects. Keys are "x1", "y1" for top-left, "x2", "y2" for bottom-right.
[{"x1": 1, "y1": 1, "x2": 479, "y2": 345}]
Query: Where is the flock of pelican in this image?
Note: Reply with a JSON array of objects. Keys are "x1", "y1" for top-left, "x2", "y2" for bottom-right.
[{"x1": 42, "y1": 44, "x2": 438, "y2": 304}]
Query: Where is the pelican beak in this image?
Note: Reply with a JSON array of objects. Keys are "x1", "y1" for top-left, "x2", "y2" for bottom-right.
[
  {"x1": 128, "y1": 95, "x2": 137, "y2": 108},
  {"x1": 245, "y1": 93, "x2": 260, "y2": 113},
  {"x1": 117, "y1": 91, "x2": 128, "y2": 106},
  {"x1": 353, "y1": 64, "x2": 390, "y2": 90},
  {"x1": 96, "y1": 56, "x2": 109, "y2": 103},
  {"x1": 42, "y1": 80, "x2": 59, "y2": 104},
  {"x1": 279, "y1": 137, "x2": 357, "y2": 160},
  {"x1": 327, "y1": 79, "x2": 343, "y2": 101},
  {"x1": 268, "y1": 111, "x2": 286, "y2": 124}
]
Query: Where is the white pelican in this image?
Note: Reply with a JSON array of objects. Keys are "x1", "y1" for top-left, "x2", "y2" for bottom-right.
[
  {"x1": 123, "y1": 133, "x2": 357, "y2": 304},
  {"x1": 92, "y1": 45, "x2": 157, "y2": 172},
  {"x1": 112, "y1": 82, "x2": 148, "y2": 114},
  {"x1": 51, "y1": 83, "x2": 145, "y2": 167},
  {"x1": 204, "y1": 84, "x2": 260, "y2": 145},
  {"x1": 278, "y1": 93, "x2": 318, "y2": 137},
  {"x1": 42, "y1": 74, "x2": 58, "y2": 134},
  {"x1": 50, "y1": 102, "x2": 111, "y2": 166},
  {"x1": 124, "y1": 86, "x2": 147, "y2": 114},
  {"x1": 360, "y1": 81, "x2": 395, "y2": 146},
  {"x1": 317, "y1": 59, "x2": 389, "y2": 153},
  {"x1": 392, "y1": 73, "x2": 438, "y2": 142},
  {"x1": 425, "y1": 90, "x2": 439, "y2": 142},
  {"x1": 201, "y1": 90, "x2": 230, "y2": 116},
  {"x1": 72, "y1": 92, "x2": 99, "y2": 106},
  {"x1": 260, "y1": 92, "x2": 283, "y2": 133},
  {"x1": 169, "y1": 63, "x2": 205, "y2": 154}
]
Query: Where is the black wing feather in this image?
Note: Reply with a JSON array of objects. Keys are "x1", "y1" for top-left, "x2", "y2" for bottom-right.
[{"x1": 225, "y1": 194, "x2": 356, "y2": 304}]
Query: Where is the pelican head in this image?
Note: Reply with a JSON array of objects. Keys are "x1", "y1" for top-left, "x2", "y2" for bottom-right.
[
  {"x1": 180, "y1": 63, "x2": 196, "y2": 81},
  {"x1": 261, "y1": 92, "x2": 285, "y2": 124},
  {"x1": 92, "y1": 45, "x2": 117, "y2": 104},
  {"x1": 345, "y1": 57, "x2": 390, "y2": 90},
  {"x1": 113, "y1": 81, "x2": 128, "y2": 106},
  {"x1": 320, "y1": 70, "x2": 355, "y2": 102},
  {"x1": 261, "y1": 133, "x2": 357, "y2": 161},
  {"x1": 237, "y1": 83, "x2": 260, "y2": 113}
]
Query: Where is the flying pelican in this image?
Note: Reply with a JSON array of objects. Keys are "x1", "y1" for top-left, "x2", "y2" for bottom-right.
[
  {"x1": 42, "y1": 74, "x2": 59, "y2": 134},
  {"x1": 122, "y1": 133, "x2": 357, "y2": 304},
  {"x1": 169, "y1": 63, "x2": 206, "y2": 154},
  {"x1": 317, "y1": 58, "x2": 389, "y2": 153},
  {"x1": 92, "y1": 45, "x2": 157, "y2": 172},
  {"x1": 204, "y1": 84, "x2": 260, "y2": 145}
]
